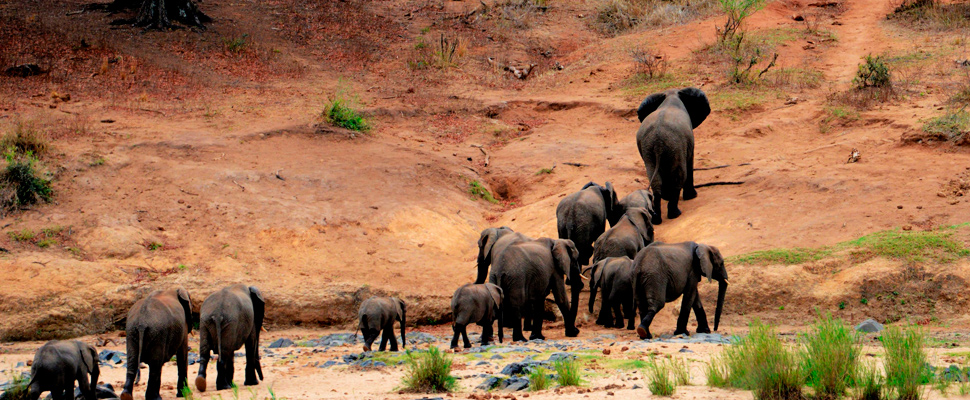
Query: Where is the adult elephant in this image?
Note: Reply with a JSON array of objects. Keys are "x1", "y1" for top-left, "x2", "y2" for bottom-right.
[
  {"x1": 195, "y1": 284, "x2": 265, "y2": 392},
  {"x1": 26, "y1": 340, "x2": 99, "y2": 400},
  {"x1": 636, "y1": 88, "x2": 711, "y2": 224},
  {"x1": 490, "y1": 238, "x2": 582, "y2": 341},
  {"x1": 121, "y1": 287, "x2": 193, "y2": 400},
  {"x1": 590, "y1": 207, "x2": 654, "y2": 264},
  {"x1": 475, "y1": 227, "x2": 530, "y2": 284},
  {"x1": 632, "y1": 242, "x2": 728, "y2": 339},
  {"x1": 556, "y1": 182, "x2": 622, "y2": 266},
  {"x1": 585, "y1": 257, "x2": 636, "y2": 330}
]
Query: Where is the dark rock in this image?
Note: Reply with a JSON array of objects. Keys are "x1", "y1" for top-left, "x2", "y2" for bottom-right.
[
  {"x1": 632, "y1": 384, "x2": 642, "y2": 389},
  {"x1": 4, "y1": 64, "x2": 46, "y2": 78},
  {"x1": 548, "y1": 352, "x2": 576, "y2": 362},
  {"x1": 320, "y1": 360, "x2": 341, "y2": 368},
  {"x1": 500, "y1": 376, "x2": 530, "y2": 391},
  {"x1": 501, "y1": 362, "x2": 531, "y2": 376},
  {"x1": 679, "y1": 348, "x2": 694, "y2": 353},
  {"x1": 856, "y1": 319, "x2": 884, "y2": 333},
  {"x1": 477, "y1": 376, "x2": 502, "y2": 390},
  {"x1": 490, "y1": 354, "x2": 505, "y2": 360},
  {"x1": 268, "y1": 338, "x2": 294, "y2": 348},
  {"x1": 97, "y1": 350, "x2": 125, "y2": 365},
  {"x1": 343, "y1": 353, "x2": 362, "y2": 363},
  {"x1": 476, "y1": 361, "x2": 491, "y2": 366}
]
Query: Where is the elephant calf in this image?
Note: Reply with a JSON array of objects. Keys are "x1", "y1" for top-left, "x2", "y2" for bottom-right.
[
  {"x1": 357, "y1": 296, "x2": 406, "y2": 352},
  {"x1": 196, "y1": 284, "x2": 265, "y2": 392},
  {"x1": 26, "y1": 340, "x2": 99, "y2": 400},
  {"x1": 121, "y1": 287, "x2": 193, "y2": 400},
  {"x1": 619, "y1": 189, "x2": 655, "y2": 218},
  {"x1": 586, "y1": 257, "x2": 636, "y2": 330},
  {"x1": 590, "y1": 207, "x2": 654, "y2": 264},
  {"x1": 450, "y1": 283, "x2": 504, "y2": 349}
]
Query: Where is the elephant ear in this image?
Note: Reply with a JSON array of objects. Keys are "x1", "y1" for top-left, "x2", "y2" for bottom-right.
[
  {"x1": 677, "y1": 87, "x2": 711, "y2": 129},
  {"x1": 78, "y1": 342, "x2": 97, "y2": 375},
  {"x1": 478, "y1": 228, "x2": 499, "y2": 266},
  {"x1": 550, "y1": 239, "x2": 571, "y2": 278},
  {"x1": 249, "y1": 286, "x2": 265, "y2": 334},
  {"x1": 637, "y1": 92, "x2": 667, "y2": 123},
  {"x1": 627, "y1": 208, "x2": 654, "y2": 246},
  {"x1": 604, "y1": 182, "x2": 622, "y2": 226},
  {"x1": 486, "y1": 283, "x2": 503, "y2": 309},
  {"x1": 176, "y1": 287, "x2": 193, "y2": 333},
  {"x1": 694, "y1": 243, "x2": 715, "y2": 283},
  {"x1": 590, "y1": 259, "x2": 606, "y2": 288}
]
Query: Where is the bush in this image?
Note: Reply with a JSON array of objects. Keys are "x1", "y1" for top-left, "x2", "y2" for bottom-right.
[
  {"x1": 716, "y1": 0, "x2": 767, "y2": 43},
  {"x1": 802, "y1": 313, "x2": 861, "y2": 400},
  {"x1": 853, "y1": 55, "x2": 891, "y2": 89},
  {"x1": 882, "y1": 325, "x2": 929, "y2": 400},
  {"x1": 529, "y1": 367, "x2": 551, "y2": 391},
  {"x1": 400, "y1": 347, "x2": 457, "y2": 393},
  {"x1": 1, "y1": 149, "x2": 53, "y2": 211},
  {"x1": 631, "y1": 47, "x2": 668, "y2": 79},
  {"x1": 856, "y1": 360, "x2": 884, "y2": 400},
  {"x1": 322, "y1": 90, "x2": 370, "y2": 132},
  {"x1": 593, "y1": 0, "x2": 643, "y2": 36},
  {"x1": 922, "y1": 110, "x2": 970, "y2": 144},
  {"x1": 646, "y1": 358, "x2": 676, "y2": 396},
  {"x1": 1, "y1": 123, "x2": 48, "y2": 156},
  {"x1": 553, "y1": 358, "x2": 582, "y2": 387},
  {"x1": 713, "y1": 321, "x2": 803, "y2": 400}
]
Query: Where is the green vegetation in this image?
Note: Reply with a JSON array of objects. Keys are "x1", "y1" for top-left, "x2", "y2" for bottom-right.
[
  {"x1": 670, "y1": 357, "x2": 690, "y2": 386},
  {"x1": 922, "y1": 110, "x2": 969, "y2": 143},
  {"x1": 553, "y1": 358, "x2": 582, "y2": 387},
  {"x1": 468, "y1": 181, "x2": 498, "y2": 203},
  {"x1": 1, "y1": 122, "x2": 49, "y2": 156},
  {"x1": 322, "y1": 88, "x2": 370, "y2": 132},
  {"x1": 147, "y1": 241, "x2": 163, "y2": 251},
  {"x1": 1, "y1": 373, "x2": 30, "y2": 400},
  {"x1": 802, "y1": 313, "x2": 861, "y2": 399},
  {"x1": 733, "y1": 247, "x2": 831, "y2": 265},
  {"x1": 400, "y1": 347, "x2": 457, "y2": 393},
  {"x1": 223, "y1": 33, "x2": 249, "y2": 54},
  {"x1": 36, "y1": 238, "x2": 55, "y2": 248},
  {"x1": 856, "y1": 360, "x2": 885, "y2": 400},
  {"x1": 709, "y1": 321, "x2": 802, "y2": 400},
  {"x1": 1, "y1": 146, "x2": 53, "y2": 210},
  {"x1": 529, "y1": 367, "x2": 552, "y2": 391},
  {"x1": 854, "y1": 54, "x2": 891, "y2": 89},
  {"x1": 536, "y1": 167, "x2": 555, "y2": 175},
  {"x1": 646, "y1": 358, "x2": 676, "y2": 396},
  {"x1": 882, "y1": 325, "x2": 930, "y2": 400},
  {"x1": 716, "y1": 0, "x2": 766, "y2": 43},
  {"x1": 7, "y1": 228, "x2": 35, "y2": 242}
]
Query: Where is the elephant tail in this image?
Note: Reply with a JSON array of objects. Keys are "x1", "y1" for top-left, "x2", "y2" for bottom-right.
[
  {"x1": 133, "y1": 327, "x2": 145, "y2": 384},
  {"x1": 214, "y1": 316, "x2": 225, "y2": 371},
  {"x1": 714, "y1": 279, "x2": 728, "y2": 331}
]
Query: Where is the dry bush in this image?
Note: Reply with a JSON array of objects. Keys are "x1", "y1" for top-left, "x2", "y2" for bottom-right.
[
  {"x1": 890, "y1": 0, "x2": 970, "y2": 30},
  {"x1": 631, "y1": 47, "x2": 668, "y2": 79},
  {"x1": 593, "y1": 0, "x2": 718, "y2": 36}
]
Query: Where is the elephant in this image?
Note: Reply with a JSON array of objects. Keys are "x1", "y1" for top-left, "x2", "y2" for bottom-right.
[
  {"x1": 632, "y1": 242, "x2": 728, "y2": 339},
  {"x1": 121, "y1": 287, "x2": 192, "y2": 400},
  {"x1": 636, "y1": 87, "x2": 711, "y2": 224},
  {"x1": 195, "y1": 284, "x2": 265, "y2": 392},
  {"x1": 489, "y1": 237, "x2": 582, "y2": 341},
  {"x1": 590, "y1": 207, "x2": 654, "y2": 264},
  {"x1": 450, "y1": 283, "x2": 504, "y2": 349},
  {"x1": 357, "y1": 296, "x2": 406, "y2": 352},
  {"x1": 585, "y1": 257, "x2": 636, "y2": 330},
  {"x1": 26, "y1": 340, "x2": 99, "y2": 400},
  {"x1": 556, "y1": 182, "x2": 622, "y2": 266},
  {"x1": 475, "y1": 227, "x2": 531, "y2": 284},
  {"x1": 619, "y1": 189, "x2": 655, "y2": 219}
]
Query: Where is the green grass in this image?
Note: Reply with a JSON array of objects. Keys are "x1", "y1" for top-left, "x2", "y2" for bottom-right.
[
  {"x1": 41, "y1": 226, "x2": 62, "y2": 237},
  {"x1": 7, "y1": 228, "x2": 34, "y2": 242},
  {"x1": 670, "y1": 357, "x2": 691, "y2": 385},
  {"x1": 802, "y1": 313, "x2": 861, "y2": 400},
  {"x1": 733, "y1": 247, "x2": 831, "y2": 265},
  {"x1": 536, "y1": 167, "x2": 555, "y2": 175},
  {"x1": 322, "y1": 91, "x2": 370, "y2": 132},
  {"x1": 223, "y1": 34, "x2": 249, "y2": 54},
  {"x1": 922, "y1": 110, "x2": 969, "y2": 142},
  {"x1": 713, "y1": 321, "x2": 803, "y2": 399},
  {"x1": 707, "y1": 355, "x2": 730, "y2": 387},
  {"x1": 856, "y1": 360, "x2": 884, "y2": 400},
  {"x1": 646, "y1": 358, "x2": 676, "y2": 396},
  {"x1": 882, "y1": 325, "x2": 930, "y2": 400},
  {"x1": 36, "y1": 238, "x2": 55, "y2": 248},
  {"x1": 2, "y1": 148, "x2": 53, "y2": 209},
  {"x1": 553, "y1": 358, "x2": 583, "y2": 387},
  {"x1": 468, "y1": 181, "x2": 498, "y2": 204},
  {"x1": 1, "y1": 373, "x2": 30, "y2": 400},
  {"x1": 400, "y1": 347, "x2": 457, "y2": 393},
  {"x1": 529, "y1": 367, "x2": 552, "y2": 391}
]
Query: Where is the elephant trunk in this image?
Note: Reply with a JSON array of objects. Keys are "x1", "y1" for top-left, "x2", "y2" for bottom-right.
[
  {"x1": 714, "y1": 279, "x2": 728, "y2": 331},
  {"x1": 475, "y1": 257, "x2": 489, "y2": 285},
  {"x1": 588, "y1": 279, "x2": 597, "y2": 314}
]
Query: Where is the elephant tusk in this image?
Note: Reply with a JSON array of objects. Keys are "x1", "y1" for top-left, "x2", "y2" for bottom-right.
[{"x1": 579, "y1": 274, "x2": 590, "y2": 281}]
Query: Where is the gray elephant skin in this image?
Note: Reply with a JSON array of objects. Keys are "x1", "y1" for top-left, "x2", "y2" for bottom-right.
[
  {"x1": 195, "y1": 284, "x2": 265, "y2": 392},
  {"x1": 26, "y1": 340, "x2": 99, "y2": 400},
  {"x1": 357, "y1": 296, "x2": 407, "y2": 352},
  {"x1": 489, "y1": 237, "x2": 582, "y2": 341},
  {"x1": 450, "y1": 283, "x2": 504, "y2": 349},
  {"x1": 121, "y1": 287, "x2": 193, "y2": 400},
  {"x1": 619, "y1": 189, "x2": 655, "y2": 218},
  {"x1": 632, "y1": 242, "x2": 728, "y2": 339},
  {"x1": 556, "y1": 182, "x2": 622, "y2": 266},
  {"x1": 586, "y1": 256, "x2": 636, "y2": 330},
  {"x1": 636, "y1": 87, "x2": 711, "y2": 224},
  {"x1": 475, "y1": 227, "x2": 531, "y2": 285},
  {"x1": 590, "y1": 207, "x2": 654, "y2": 264}
]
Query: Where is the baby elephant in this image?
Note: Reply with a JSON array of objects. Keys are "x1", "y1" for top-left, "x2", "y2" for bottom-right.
[
  {"x1": 450, "y1": 283, "x2": 504, "y2": 349},
  {"x1": 357, "y1": 296, "x2": 406, "y2": 352},
  {"x1": 26, "y1": 340, "x2": 99, "y2": 400}
]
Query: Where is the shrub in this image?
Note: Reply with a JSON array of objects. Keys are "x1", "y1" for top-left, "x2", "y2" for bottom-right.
[
  {"x1": 853, "y1": 55, "x2": 891, "y2": 89},
  {"x1": 553, "y1": 358, "x2": 582, "y2": 387},
  {"x1": 646, "y1": 358, "x2": 676, "y2": 396},
  {"x1": 856, "y1": 360, "x2": 884, "y2": 400},
  {"x1": 593, "y1": 0, "x2": 642, "y2": 36},
  {"x1": 2, "y1": 373, "x2": 30, "y2": 400},
  {"x1": 716, "y1": 0, "x2": 767, "y2": 43},
  {"x1": 631, "y1": 47, "x2": 668, "y2": 79},
  {"x1": 1, "y1": 122, "x2": 48, "y2": 156},
  {"x1": 431, "y1": 34, "x2": 463, "y2": 68},
  {"x1": 529, "y1": 367, "x2": 551, "y2": 391},
  {"x1": 223, "y1": 34, "x2": 249, "y2": 54},
  {"x1": 714, "y1": 321, "x2": 802, "y2": 399},
  {"x1": 882, "y1": 325, "x2": 929, "y2": 400},
  {"x1": 400, "y1": 347, "x2": 457, "y2": 393},
  {"x1": 922, "y1": 110, "x2": 970, "y2": 143},
  {"x1": 802, "y1": 313, "x2": 861, "y2": 400},
  {"x1": 468, "y1": 181, "x2": 498, "y2": 203},
  {"x1": 1, "y1": 149, "x2": 54, "y2": 210},
  {"x1": 322, "y1": 90, "x2": 370, "y2": 132}
]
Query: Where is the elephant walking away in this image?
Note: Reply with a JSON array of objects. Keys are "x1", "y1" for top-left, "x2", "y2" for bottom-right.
[
  {"x1": 586, "y1": 257, "x2": 636, "y2": 330},
  {"x1": 475, "y1": 227, "x2": 531, "y2": 284},
  {"x1": 450, "y1": 283, "x2": 503, "y2": 349},
  {"x1": 121, "y1": 287, "x2": 193, "y2": 400},
  {"x1": 357, "y1": 297, "x2": 407, "y2": 352},
  {"x1": 632, "y1": 242, "x2": 728, "y2": 339},
  {"x1": 619, "y1": 189, "x2": 655, "y2": 219},
  {"x1": 26, "y1": 340, "x2": 99, "y2": 400},
  {"x1": 590, "y1": 207, "x2": 654, "y2": 264},
  {"x1": 490, "y1": 238, "x2": 582, "y2": 341},
  {"x1": 636, "y1": 88, "x2": 711, "y2": 224},
  {"x1": 556, "y1": 182, "x2": 622, "y2": 266},
  {"x1": 195, "y1": 284, "x2": 265, "y2": 392}
]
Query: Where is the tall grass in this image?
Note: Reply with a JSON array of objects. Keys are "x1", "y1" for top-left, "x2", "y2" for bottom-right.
[
  {"x1": 670, "y1": 357, "x2": 691, "y2": 386},
  {"x1": 1, "y1": 373, "x2": 30, "y2": 400},
  {"x1": 856, "y1": 360, "x2": 884, "y2": 400},
  {"x1": 708, "y1": 321, "x2": 803, "y2": 400},
  {"x1": 553, "y1": 358, "x2": 582, "y2": 387},
  {"x1": 882, "y1": 325, "x2": 929, "y2": 400},
  {"x1": 802, "y1": 313, "x2": 861, "y2": 400},
  {"x1": 400, "y1": 347, "x2": 457, "y2": 393},
  {"x1": 528, "y1": 367, "x2": 551, "y2": 391},
  {"x1": 646, "y1": 358, "x2": 676, "y2": 396},
  {"x1": 707, "y1": 355, "x2": 730, "y2": 387}
]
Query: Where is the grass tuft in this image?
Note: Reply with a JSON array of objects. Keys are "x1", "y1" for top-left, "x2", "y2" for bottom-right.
[
  {"x1": 1, "y1": 122, "x2": 49, "y2": 156},
  {"x1": 400, "y1": 347, "x2": 457, "y2": 393},
  {"x1": 468, "y1": 181, "x2": 498, "y2": 203},
  {"x1": 553, "y1": 358, "x2": 582, "y2": 387},
  {"x1": 529, "y1": 367, "x2": 551, "y2": 391},
  {"x1": 646, "y1": 358, "x2": 676, "y2": 396},
  {"x1": 922, "y1": 110, "x2": 969, "y2": 144},
  {"x1": 1, "y1": 373, "x2": 30, "y2": 400},
  {"x1": 322, "y1": 88, "x2": 370, "y2": 132},
  {"x1": 713, "y1": 321, "x2": 803, "y2": 399},
  {"x1": 882, "y1": 325, "x2": 929, "y2": 400},
  {"x1": 802, "y1": 313, "x2": 861, "y2": 400},
  {"x1": 856, "y1": 360, "x2": 884, "y2": 400}
]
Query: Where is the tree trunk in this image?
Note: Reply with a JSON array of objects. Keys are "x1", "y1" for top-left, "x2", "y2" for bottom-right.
[{"x1": 106, "y1": 0, "x2": 211, "y2": 30}]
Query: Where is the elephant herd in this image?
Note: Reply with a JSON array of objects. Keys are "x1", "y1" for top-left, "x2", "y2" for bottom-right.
[
  {"x1": 21, "y1": 87, "x2": 730, "y2": 400},
  {"x1": 360, "y1": 87, "x2": 730, "y2": 352}
]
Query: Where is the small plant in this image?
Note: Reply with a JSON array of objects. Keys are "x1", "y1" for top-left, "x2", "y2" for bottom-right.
[
  {"x1": 468, "y1": 181, "x2": 498, "y2": 203},
  {"x1": 802, "y1": 313, "x2": 861, "y2": 400},
  {"x1": 431, "y1": 34, "x2": 463, "y2": 68},
  {"x1": 529, "y1": 367, "x2": 551, "y2": 391},
  {"x1": 716, "y1": 0, "x2": 767, "y2": 43},
  {"x1": 231, "y1": 382, "x2": 239, "y2": 400},
  {"x1": 322, "y1": 89, "x2": 370, "y2": 132},
  {"x1": 535, "y1": 167, "x2": 555, "y2": 175},
  {"x1": 223, "y1": 33, "x2": 249, "y2": 54},
  {"x1": 1, "y1": 149, "x2": 53, "y2": 210},
  {"x1": 8, "y1": 228, "x2": 35, "y2": 242},
  {"x1": 882, "y1": 325, "x2": 929, "y2": 400},
  {"x1": 646, "y1": 358, "x2": 676, "y2": 396},
  {"x1": 856, "y1": 360, "x2": 884, "y2": 400},
  {"x1": 400, "y1": 347, "x2": 457, "y2": 393},
  {"x1": 177, "y1": 264, "x2": 187, "y2": 270},
  {"x1": 670, "y1": 357, "x2": 691, "y2": 385},
  {"x1": 935, "y1": 368, "x2": 953, "y2": 395},
  {"x1": 853, "y1": 55, "x2": 891, "y2": 89},
  {"x1": 707, "y1": 355, "x2": 730, "y2": 387},
  {"x1": 2, "y1": 373, "x2": 30, "y2": 400},
  {"x1": 553, "y1": 358, "x2": 582, "y2": 387},
  {"x1": 631, "y1": 47, "x2": 668, "y2": 79},
  {"x1": 713, "y1": 321, "x2": 802, "y2": 399},
  {"x1": 147, "y1": 241, "x2": 163, "y2": 251},
  {"x1": 726, "y1": 34, "x2": 778, "y2": 84},
  {"x1": 181, "y1": 385, "x2": 196, "y2": 400},
  {"x1": 90, "y1": 157, "x2": 105, "y2": 166},
  {"x1": 36, "y1": 238, "x2": 55, "y2": 248}
]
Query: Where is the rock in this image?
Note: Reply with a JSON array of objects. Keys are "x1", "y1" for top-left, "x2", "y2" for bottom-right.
[
  {"x1": 320, "y1": 360, "x2": 341, "y2": 368},
  {"x1": 856, "y1": 319, "x2": 884, "y2": 333},
  {"x1": 490, "y1": 354, "x2": 505, "y2": 360},
  {"x1": 97, "y1": 350, "x2": 125, "y2": 365},
  {"x1": 602, "y1": 349, "x2": 611, "y2": 355},
  {"x1": 477, "y1": 376, "x2": 502, "y2": 390},
  {"x1": 476, "y1": 361, "x2": 491, "y2": 366},
  {"x1": 632, "y1": 384, "x2": 642, "y2": 389},
  {"x1": 187, "y1": 352, "x2": 199, "y2": 366},
  {"x1": 500, "y1": 376, "x2": 530, "y2": 391},
  {"x1": 492, "y1": 346, "x2": 537, "y2": 354},
  {"x1": 4, "y1": 64, "x2": 46, "y2": 78},
  {"x1": 343, "y1": 353, "x2": 362, "y2": 363},
  {"x1": 501, "y1": 362, "x2": 532, "y2": 376},
  {"x1": 407, "y1": 332, "x2": 440, "y2": 344},
  {"x1": 679, "y1": 348, "x2": 694, "y2": 353},
  {"x1": 268, "y1": 338, "x2": 294, "y2": 348},
  {"x1": 547, "y1": 352, "x2": 576, "y2": 362},
  {"x1": 14, "y1": 362, "x2": 25, "y2": 368}
]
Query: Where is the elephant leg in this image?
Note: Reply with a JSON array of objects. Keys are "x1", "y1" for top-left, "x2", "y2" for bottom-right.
[
  {"x1": 667, "y1": 192, "x2": 682, "y2": 220},
  {"x1": 636, "y1": 308, "x2": 658, "y2": 340},
  {"x1": 595, "y1": 296, "x2": 612, "y2": 326},
  {"x1": 145, "y1": 363, "x2": 163, "y2": 400},
  {"x1": 362, "y1": 329, "x2": 377, "y2": 352},
  {"x1": 25, "y1": 381, "x2": 41, "y2": 400},
  {"x1": 650, "y1": 179, "x2": 664, "y2": 225},
  {"x1": 481, "y1": 323, "x2": 493, "y2": 347},
  {"x1": 244, "y1": 337, "x2": 259, "y2": 386},
  {"x1": 78, "y1": 369, "x2": 95, "y2": 400},
  {"x1": 461, "y1": 326, "x2": 471, "y2": 349},
  {"x1": 378, "y1": 327, "x2": 390, "y2": 352},
  {"x1": 176, "y1": 344, "x2": 188, "y2": 398},
  {"x1": 121, "y1": 352, "x2": 139, "y2": 400},
  {"x1": 528, "y1": 299, "x2": 545, "y2": 341},
  {"x1": 450, "y1": 324, "x2": 462, "y2": 349},
  {"x1": 388, "y1": 323, "x2": 400, "y2": 352},
  {"x1": 625, "y1": 296, "x2": 637, "y2": 331},
  {"x1": 522, "y1": 307, "x2": 533, "y2": 331},
  {"x1": 692, "y1": 293, "x2": 712, "y2": 334},
  {"x1": 224, "y1": 351, "x2": 236, "y2": 389},
  {"x1": 196, "y1": 351, "x2": 210, "y2": 392},
  {"x1": 674, "y1": 285, "x2": 698, "y2": 336},
  {"x1": 508, "y1": 308, "x2": 526, "y2": 342},
  {"x1": 611, "y1": 299, "x2": 625, "y2": 329}
]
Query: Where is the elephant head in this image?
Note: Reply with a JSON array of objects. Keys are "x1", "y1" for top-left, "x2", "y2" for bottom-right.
[
  {"x1": 551, "y1": 239, "x2": 581, "y2": 336},
  {"x1": 625, "y1": 207, "x2": 655, "y2": 247},
  {"x1": 637, "y1": 87, "x2": 711, "y2": 129},
  {"x1": 694, "y1": 244, "x2": 728, "y2": 331},
  {"x1": 176, "y1": 287, "x2": 193, "y2": 333},
  {"x1": 581, "y1": 181, "x2": 622, "y2": 226},
  {"x1": 485, "y1": 283, "x2": 504, "y2": 343},
  {"x1": 476, "y1": 226, "x2": 514, "y2": 284}
]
